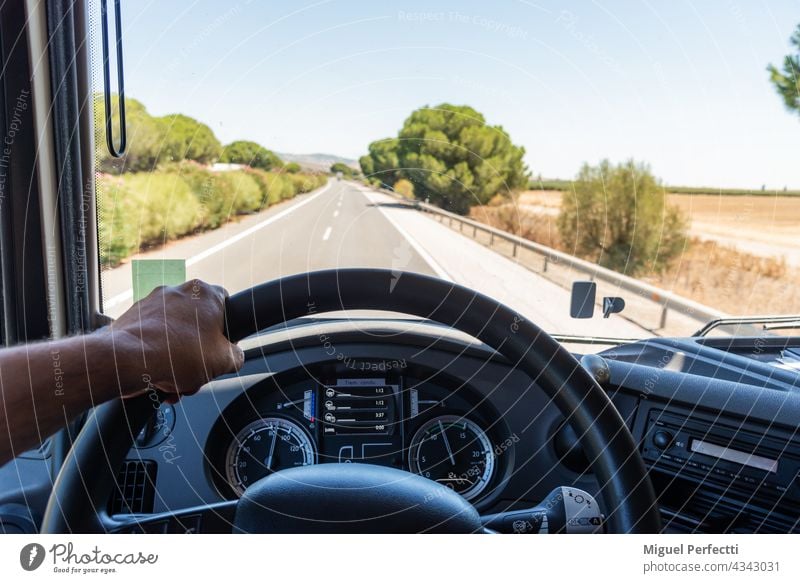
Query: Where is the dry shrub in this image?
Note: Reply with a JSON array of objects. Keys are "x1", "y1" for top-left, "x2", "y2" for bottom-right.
[
  {"x1": 487, "y1": 193, "x2": 507, "y2": 206},
  {"x1": 648, "y1": 239, "x2": 800, "y2": 315},
  {"x1": 469, "y1": 203, "x2": 562, "y2": 249},
  {"x1": 393, "y1": 179, "x2": 415, "y2": 199}
]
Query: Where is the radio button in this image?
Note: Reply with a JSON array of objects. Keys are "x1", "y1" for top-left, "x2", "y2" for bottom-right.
[{"x1": 652, "y1": 430, "x2": 674, "y2": 449}]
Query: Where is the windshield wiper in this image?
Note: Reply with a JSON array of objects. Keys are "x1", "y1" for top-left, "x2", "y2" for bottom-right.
[
  {"x1": 550, "y1": 333, "x2": 640, "y2": 345},
  {"x1": 693, "y1": 315, "x2": 800, "y2": 337}
]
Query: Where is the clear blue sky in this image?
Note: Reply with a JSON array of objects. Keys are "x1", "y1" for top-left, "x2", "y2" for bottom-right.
[{"x1": 97, "y1": 0, "x2": 800, "y2": 189}]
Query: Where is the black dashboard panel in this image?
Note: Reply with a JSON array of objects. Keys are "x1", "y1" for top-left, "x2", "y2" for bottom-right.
[
  {"x1": 3, "y1": 319, "x2": 800, "y2": 533},
  {"x1": 100, "y1": 324, "x2": 800, "y2": 531}
]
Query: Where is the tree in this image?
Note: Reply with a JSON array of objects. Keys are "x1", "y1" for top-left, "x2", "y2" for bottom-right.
[
  {"x1": 768, "y1": 24, "x2": 800, "y2": 116},
  {"x1": 330, "y1": 162, "x2": 357, "y2": 177},
  {"x1": 358, "y1": 154, "x2": 373, "y2": 177},
  {"x1": 359, "y1": 138, "x2": 400, "y2": 187},
  {"x1": 284, "y1": 162, "x2": 301, "y2": 173},
  {"x1": 95, "y1": 95, "x2": 165, "y2": 173},
  {"x1": 361, "y1": 104, "x2": 528, "y2": 214},
  {"x1": 96, "y1": 96, "x2": 225, "y2": 172},
  {"x1": 557, "y1": 160, "x2": 688, "y2": 276},
  {"x1": 220, "y1": 140, "x2": 283, "y2": 170},
  {"x1": 159, "y1": 114, "x2": 221, "y2": 164}
]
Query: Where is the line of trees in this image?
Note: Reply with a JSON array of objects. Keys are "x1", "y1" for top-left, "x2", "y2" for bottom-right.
[
  {"x1": 98, "y1": 162, "x2": 326, "y2": 266},
  {"x1": 95, "y1": 96, "x2": 327, "y2": 266},
  {"x1": 330, "y1": 162, "x2": 358, "y2": 178},
  {"x1": 219, "y1": 140, "x2": 283, "y2": 170},
  {"x1": 95, "y1": 95, "x2": 286, "y2": 174}
]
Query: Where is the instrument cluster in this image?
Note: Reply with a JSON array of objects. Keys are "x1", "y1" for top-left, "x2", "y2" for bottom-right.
[{"x1": 206, "y1": 363, "x2": 512, "y2": 505}]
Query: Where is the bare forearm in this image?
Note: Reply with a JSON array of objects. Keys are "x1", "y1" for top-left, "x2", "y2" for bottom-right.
[
  {"x1": 0, "y1": 329, "x2": 136, "y2": 464},
  {"x1": 0, "y1": 280, "x2": 242, "y2": 466}
]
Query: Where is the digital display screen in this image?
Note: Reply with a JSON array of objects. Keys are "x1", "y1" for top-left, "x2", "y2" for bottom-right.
[
  {"x1": 318, "y1": 378, "x2": 402, "y2": 468},
  {"x1": 689, "y1": 438, "x2": 778, "y2": 473},
  {"x1": 320, "y1": 379, "x2": 396, "y2": 435}
]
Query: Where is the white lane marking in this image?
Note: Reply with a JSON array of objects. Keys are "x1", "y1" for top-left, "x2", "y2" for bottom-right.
[
  {"x1": 187, "y1": 182, "x2": 332, "y2": 266},
  {"x1": 337, "y1": 200, "x2": 342, "y2": 207},
  {"x1": 333, "y1": 210, "x2": 339, "y2": 218},
  {"x1": 361, "y1": 189, "x2": 452, "y2": 281},
  {"x1": 322, "y1": 226, "x2": 333, "y2": 241},
  {"x1": 104, "y1": 182, "x2": 333, "y2": 309}
]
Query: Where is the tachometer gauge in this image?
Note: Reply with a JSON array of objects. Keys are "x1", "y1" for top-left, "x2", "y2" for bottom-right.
[
  {"x1": 225, "y1": 417, "x2": 315, "y2": 496},
  {"x1": 408, "y1": 415, "x2": 495, "y2": 501}
]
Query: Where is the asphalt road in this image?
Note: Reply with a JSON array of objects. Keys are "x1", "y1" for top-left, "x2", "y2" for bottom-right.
[{"x1": 102, "y1": 180, "x2": 648, "y2": 339}]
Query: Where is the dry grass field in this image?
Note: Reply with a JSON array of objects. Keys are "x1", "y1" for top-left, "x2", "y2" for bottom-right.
[{"x1": 469, "y1": 190, "x2": 800, "y2": 316}]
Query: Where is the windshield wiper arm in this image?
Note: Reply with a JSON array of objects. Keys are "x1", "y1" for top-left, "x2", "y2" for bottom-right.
[
  {"x1": 693, "y1": 315, "x2": 800, "y2": 337},
  {"x1": 550, "y1": 333, "x2": 640, "y2": 345},
  {"x1": 762, "y1": 321, "x2": 800, "y2": 332}
]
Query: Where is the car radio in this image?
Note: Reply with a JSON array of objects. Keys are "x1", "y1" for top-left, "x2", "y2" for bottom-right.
[
  {"x1": 638, "y1": 406, "x2": 800, "y2": 532},
  {"x1": 642, "y1": 409, "x2": 800, "y2": 498}
]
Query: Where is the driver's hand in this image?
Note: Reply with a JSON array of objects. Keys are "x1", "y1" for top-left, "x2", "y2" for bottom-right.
[{"x1": 105, "y1": 279, "x2": 245, "y2": 399}]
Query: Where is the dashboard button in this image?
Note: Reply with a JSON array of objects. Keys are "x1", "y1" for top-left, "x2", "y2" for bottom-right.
[{"x1": 652, "y1": 430, "x2": 674, "y2": 449}]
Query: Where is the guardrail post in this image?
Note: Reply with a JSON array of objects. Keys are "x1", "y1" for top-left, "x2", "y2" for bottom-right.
[
  {"x1": 659, "y1": 306, "x2": 668, "y2": 329},
  {"x1": 459, "y1": 221, "x2": 463, "y2": 232},
  {"x1": 543, "y1": 256, "x2": 549, "y2": 272},
  {"x1": 473, "y1": 225, "x2": 477, "y2": 237},
  {"x1": 490, "y1": 232, "x2": 494, "y2": 246},
  {"x1": 512, "y1": 241, "x2": 518, "y2": 257}
]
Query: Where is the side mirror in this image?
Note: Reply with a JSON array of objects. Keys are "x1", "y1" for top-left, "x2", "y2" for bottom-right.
[
  {"x1": 570, "y1": 281, "x2": 626, "y2": 319},
  {"x1": 570, "y1": 281, "x2": 596, "y2": 319},
  {"x1": 602, "y1": 297, "x2": 625, "y2": 318}
]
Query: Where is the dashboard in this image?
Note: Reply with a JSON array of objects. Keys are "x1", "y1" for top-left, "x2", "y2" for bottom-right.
[{"x1": 2, "y1": 318, "x2": 800, "y2": 533}]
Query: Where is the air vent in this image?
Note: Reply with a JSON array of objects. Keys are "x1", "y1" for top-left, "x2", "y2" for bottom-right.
[{"x1": 110, "y1": 460, "x2": 157, "y2": 515}]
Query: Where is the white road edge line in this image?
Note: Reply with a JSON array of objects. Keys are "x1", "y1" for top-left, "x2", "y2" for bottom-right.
[
  {"x1": 333, "y1": 210, "x2": 339, "y2": 218},
  {"x1": 322, "y1": 226, "x2": 333, "y2": 241},
  {"x1": 104, "y1": 181, "x2": 334, "y2": 308},
  {"x1": 361, "y1": 188, "x2": 452, "y2": 282},
  {"x1": 187, "y1": 182, "x2": 333, "y2": 266},
  {"x1": 104, "y1": 288, "x2": 133, "y2": 308}
]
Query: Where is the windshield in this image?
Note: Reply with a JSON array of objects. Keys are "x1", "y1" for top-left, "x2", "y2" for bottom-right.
[{"x1": 90, "y1": 1, "x2": 800, "y2": 340}]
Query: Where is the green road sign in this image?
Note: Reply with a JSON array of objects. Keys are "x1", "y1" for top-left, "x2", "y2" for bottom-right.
[{"x1": 131, "y1": 259, "x2": 186, "y2": 302}]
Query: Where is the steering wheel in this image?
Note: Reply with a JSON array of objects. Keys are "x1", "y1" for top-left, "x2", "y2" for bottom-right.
[{"x1": 41, "y1": 269, "x2": 660, "y2": 533}]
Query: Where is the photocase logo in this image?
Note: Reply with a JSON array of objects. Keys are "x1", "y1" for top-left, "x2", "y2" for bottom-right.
[{"x1": 19, "y1": 543, "x2": 46, "y2": 571}]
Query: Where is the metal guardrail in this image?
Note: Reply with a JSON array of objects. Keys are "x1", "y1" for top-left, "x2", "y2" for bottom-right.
[{"x1": 380, "y1": 189, "x2": 726, "y2": 330}]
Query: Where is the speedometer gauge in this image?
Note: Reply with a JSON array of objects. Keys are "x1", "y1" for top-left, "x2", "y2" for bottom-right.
[
  {"x1": 225, "y1": 417, "x2": 315, "y2": 496},
  {"x1": 408, "y1": 415, "x2": 495, "y2": 501}
]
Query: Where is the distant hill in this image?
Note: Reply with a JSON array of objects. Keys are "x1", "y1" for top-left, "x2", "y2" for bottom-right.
[{"x1": 277, "y1": 152, "x2": 359, "y2": 172}]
